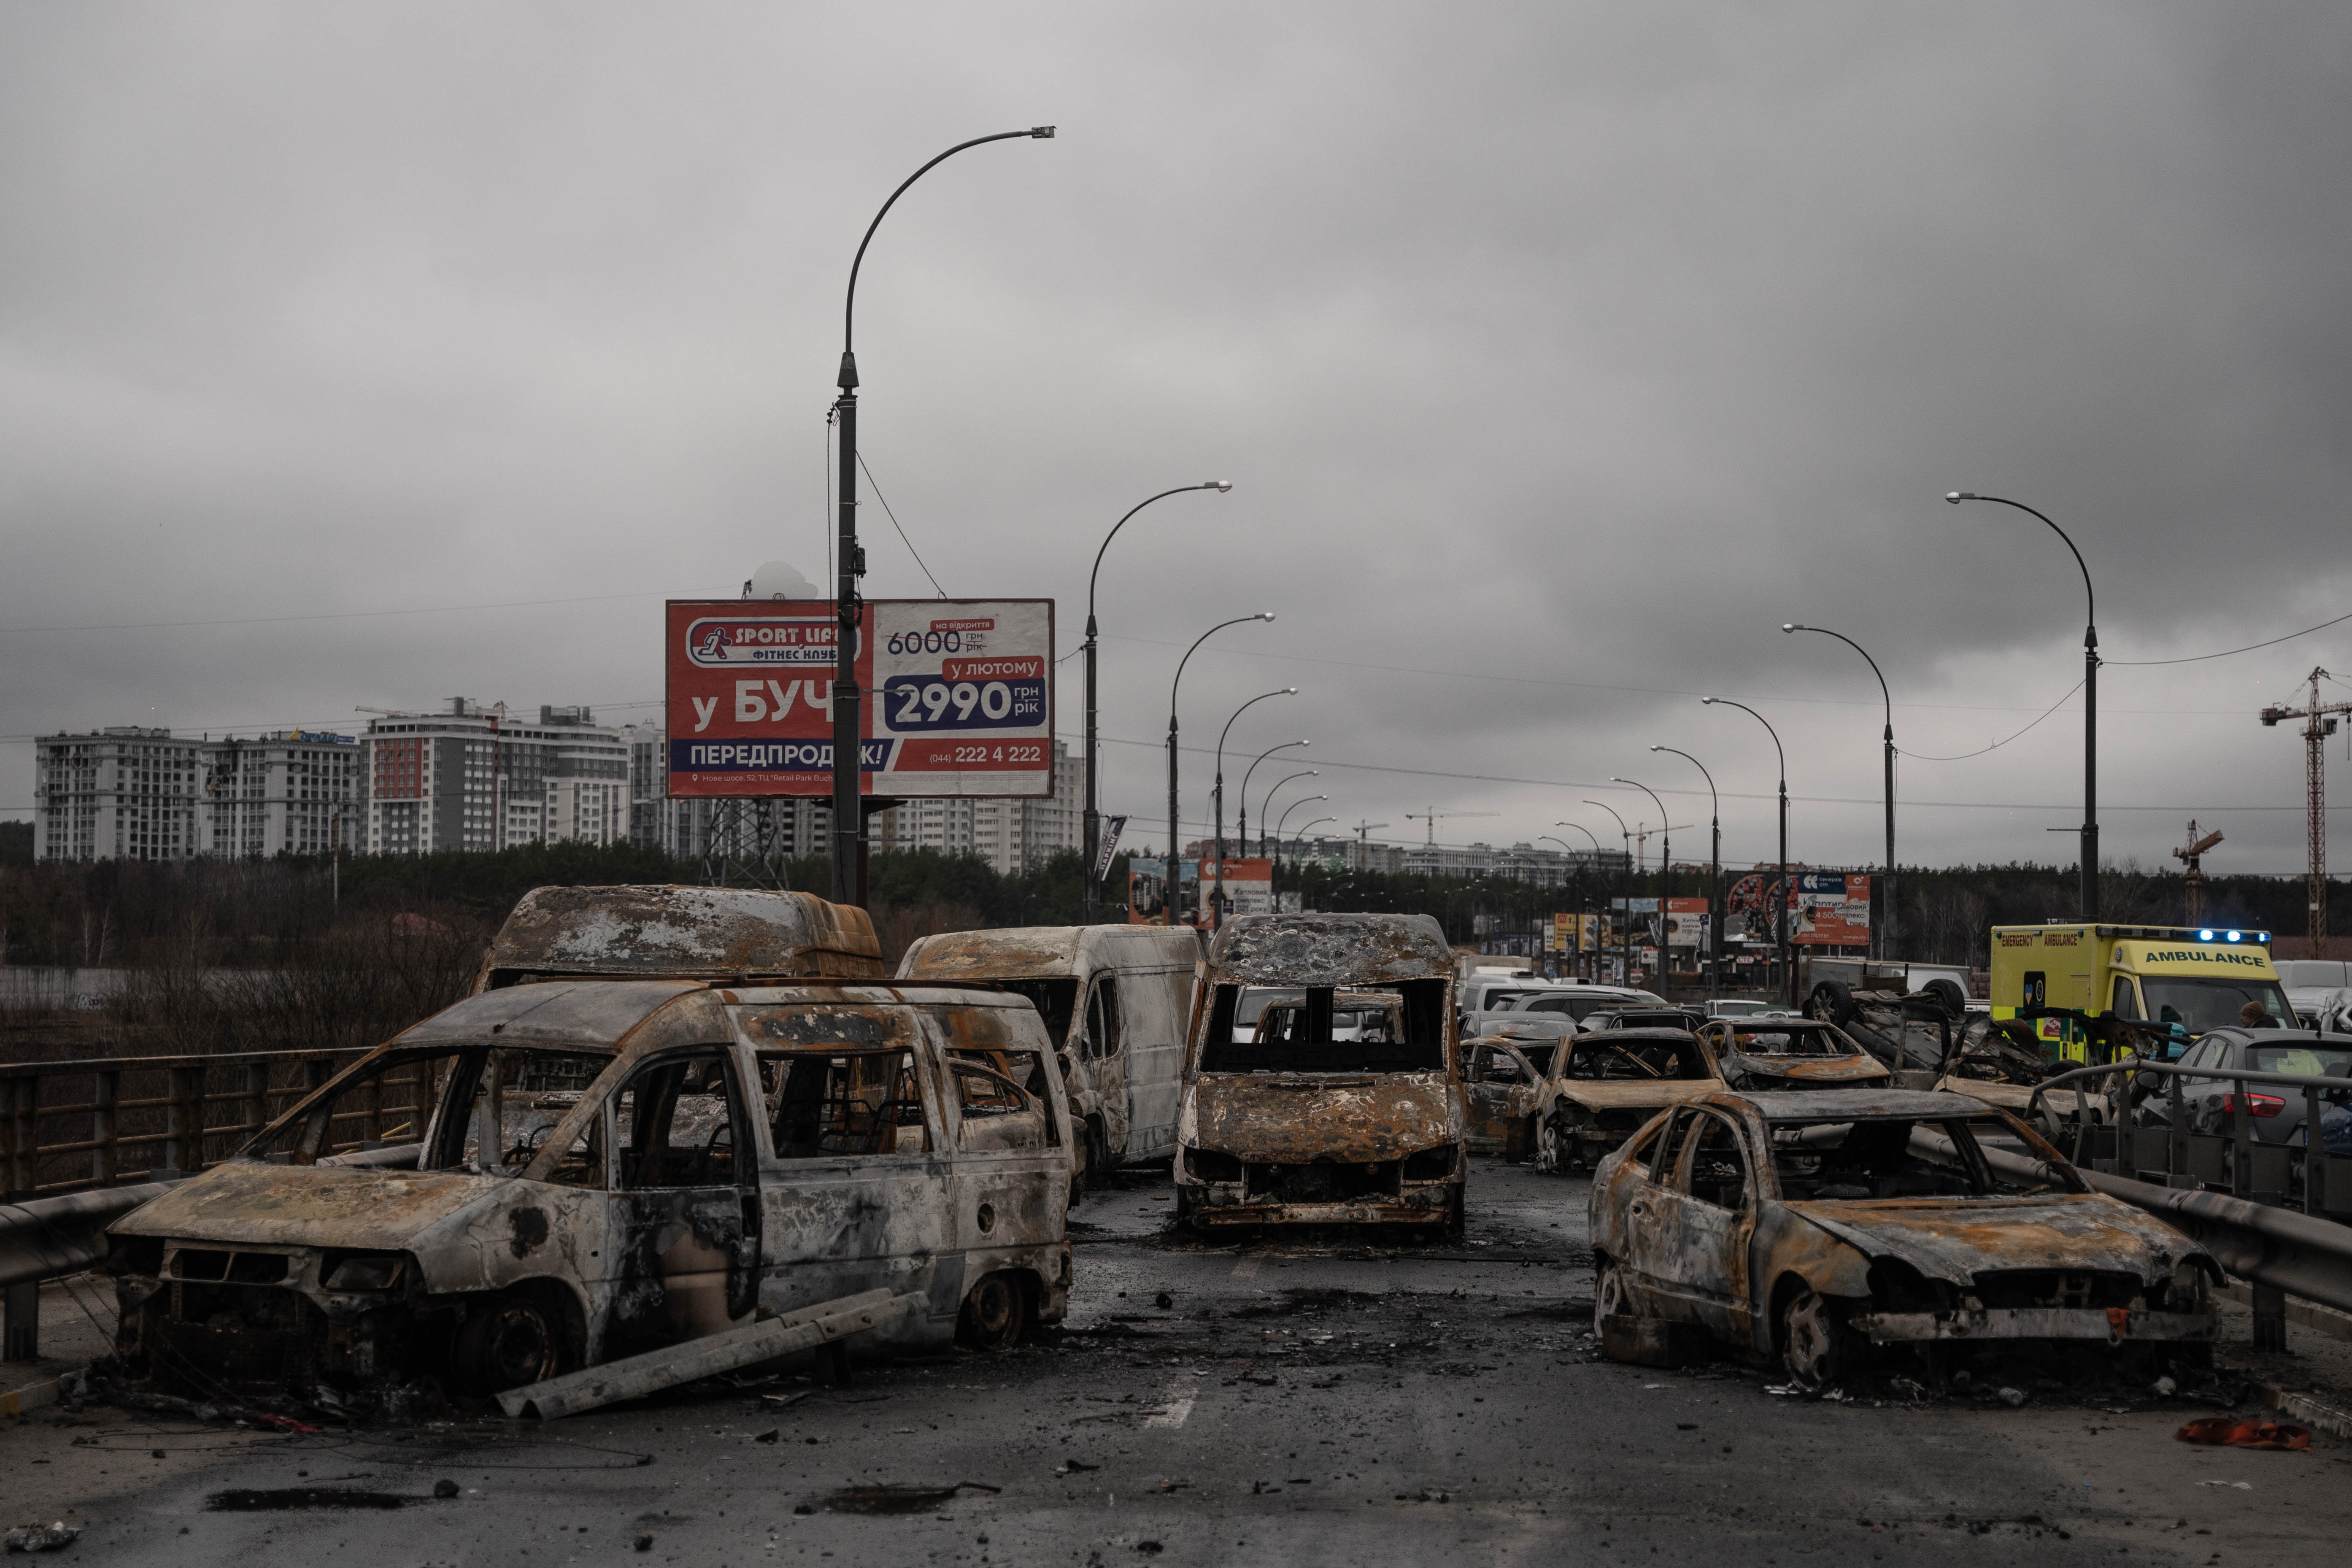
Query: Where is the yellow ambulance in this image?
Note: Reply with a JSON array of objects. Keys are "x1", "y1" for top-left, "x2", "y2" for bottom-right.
[{"x1": 1988, "y1": 922, "x2": 2295, "y2": 1061}]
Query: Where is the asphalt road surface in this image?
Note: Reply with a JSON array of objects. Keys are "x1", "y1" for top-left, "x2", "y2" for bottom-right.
[{"x1": 6, "y1": 1162, "x2": 2349, "y2": 1566}]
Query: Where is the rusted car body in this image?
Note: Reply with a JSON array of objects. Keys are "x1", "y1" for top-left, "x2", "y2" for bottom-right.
[
  {"x1": 108, "y1": 889, "x2": 1070, "y2": 1407},
  {"x1": 472, "y1": 884, "x2": 889, "y2": 991},
  {"x1": 1589, "y1": 1088, "x2": 2219, "y2": 1387},
  {"x1": 1459, "y1": 1026, "x2": 1568, "y2": 1160},
  {"x1": 1532, "y1": 1027, "x2": 1727, "y2": 1174},
  {"x1": 1696, "y1": 1018, "x2": 1893, "y2": 1092},
  {"x1": 1172, "y1": 913, "x2": 1466, "y2": 1235},
  {"x1": 898, "y1": 925, "x2": 1200, "y2": 1178}
]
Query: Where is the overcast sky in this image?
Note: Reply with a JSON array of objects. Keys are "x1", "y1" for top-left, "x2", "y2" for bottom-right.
[{"x1": 5, "y1": 3, "x2": 2351, "y2": 880}]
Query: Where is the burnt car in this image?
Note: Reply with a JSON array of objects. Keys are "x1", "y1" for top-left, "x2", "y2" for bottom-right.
[
  {"x1": 107, "y1": 890, "x2": 1074, "y2": 1408},
  {"x1": 1459, "y1": 1026, "x2": 1566, "y2": 1160},
  {"x1": 1579, "y1": 1005, "x2": 1709, "y2": 1034},
  {"x1": 897, "y1": 924, "x2": 1201, "y2": 1188},
  {"x1": 1590, "y1": 1088, "x2": 2219, "y2": 1388},
  {"x1": 1532, "y1": 1027, "x2": 1726, "y2": 1174},
  {"x1": 1172, "y1": 913, "x2": 1466, "y2": 1236},
  {"x1": 1696, "y1": 1017, "x2": 1893, "y2": 1092}
]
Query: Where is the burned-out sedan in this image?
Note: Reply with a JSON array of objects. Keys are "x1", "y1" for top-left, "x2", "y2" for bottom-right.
[
  {"x1": 1532, "y1": 1028, "x2": 1726, "y2": 1174},
  {"x1": 108, "y1": 977, "x2": 1074, "y2": 1407},
  {"x1": 1696, "y1": 1017, "x2": 1893, "y2": 1092},
  {"x1": 1459, "y1": 1026, "x2": 1567, "y2": 1160},
  {"x1": 1590, "y1": 1088, "x2": 2220, "y2": 1388}
]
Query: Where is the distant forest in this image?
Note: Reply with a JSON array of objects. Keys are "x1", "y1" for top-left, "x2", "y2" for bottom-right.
[{"x1": 0, "y1": 836, "x2": 2338, "y2": 970}]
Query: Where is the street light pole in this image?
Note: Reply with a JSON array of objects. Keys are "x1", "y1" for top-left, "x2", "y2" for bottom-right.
[
  {"x1": 1784, "y1": 623, "x2": 1897, "y2": 959},
  {"x1": 1213, "y1": 689, "x2": 1298, "y2": 928},
  {"x1": 1168, "y1": 613, "x2": 1275, "y2": 927},
  {"x1": 1238, "y1": 739, "x2": 1310, "y2": 865},
  {"x1": 1704, "y1": 697, "x2": 1791, "y2": 1007},
  {"x1": 1583, "y1": 798, "x2": 1633, "y2": 986},
  {"x1": 833, "y1": 125, "x2": 1055, "y2": 909},
  {"x1": 1613, "y1": 777, "x2": 1672, "y2": 988},
  {"x1": 1083, "y1": 481, "x2": 1232, "y2": 921},
  {"x1": 1650, "y1": 747, "x2": 1719, "y2": 988},
  {"x1": 1555, "y1": 821, "x2": 1606, "y2": 981},
  {"x1": 1947, "y1": 492, "x2": 2098, "y2": 921},
  {"x1": 1281, "y1": 810, "x2": 1335, "y2": 910},
  {"x1": 1261, "y1": 770, "x2": 1320, "y2": 856}
]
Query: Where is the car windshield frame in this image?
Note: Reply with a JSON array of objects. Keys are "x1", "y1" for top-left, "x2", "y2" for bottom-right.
[{"x1": 1756, "y1": 1110, "x2": 2089, "y2": 1201}]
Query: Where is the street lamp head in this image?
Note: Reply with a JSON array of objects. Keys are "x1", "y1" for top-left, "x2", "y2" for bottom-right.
[
  {"x1": 1945, "y1": 492, "x2": 1971, "y2": 503},
  {"x1": 1030, "y1": 126, "x2": 1057, "y2": 138},
  {"x1": 1782, "y1": 623, "x2": 1803, "y2": 633},
  {"x1": 1257, "y1": 611, "x2": 1276, "y2": 621},
  {"x1": 1281, "y1": 686, "x2": 1298, "y2": 695},
  {"x1": 1609, "y1": 777, "x2": 1629, "y2": 785},
  {"x1": 1648, "y1": 745, "x2": 1662, "y2": 753},
  {"x1": 1207, "y1": 480, "x2": 1232, "y2": 492},
  {"x1": 1700, "y1": 696, "x2": 1717, "y2": 705}
]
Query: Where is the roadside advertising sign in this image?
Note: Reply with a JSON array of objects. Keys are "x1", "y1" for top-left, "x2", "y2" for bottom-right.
[
  {"x1": 1793, "y1": 873, "x2": 1871, "y2": 946},
  {"x1": 1127, "y1": 858, "x2": 1199, "y2": 926},
  {"x1": 1663, "y1": 896, "x2": 1709, "y2": 949},
  {"x1": 664, "y1": 599, "x2": 1053, "y2": 799},
  {"x1": 1202, "y1": 859, "x2": 1275, "y2": 922},
  {"x1": 1552, "y1": 912, "x2": 1600, "y2": 952}
]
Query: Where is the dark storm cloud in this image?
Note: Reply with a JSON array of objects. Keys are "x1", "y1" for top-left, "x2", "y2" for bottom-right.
[{"x1": 3, "y1": 3, "x2": 2349, "y2": 878}]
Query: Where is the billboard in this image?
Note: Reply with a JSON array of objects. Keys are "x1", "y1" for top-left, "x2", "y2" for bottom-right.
[
  {"x1": 664, "y1": 598, "x2": 1053, "y2": 799},
  {"x1": 1663, "y1": 896, "x2": 1710, "y2": 949},
  {"x1": 1127, "y1": 857, "x2": 1199, "y2": 926},
  {"x1": 1794, "y1": 873, "x2": 1871, "y2": 946},
  {"x1": 1202, "y1": 858, "x2": 1274, "y2": 922}
]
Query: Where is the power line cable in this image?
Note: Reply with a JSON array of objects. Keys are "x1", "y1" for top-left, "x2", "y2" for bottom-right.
[
  {"x1": 1898, "y1": 680, "x2": 2084, "y2": 762},
  {"x1": 854, "y1": 451, "x2": 946, "y2": 599}
]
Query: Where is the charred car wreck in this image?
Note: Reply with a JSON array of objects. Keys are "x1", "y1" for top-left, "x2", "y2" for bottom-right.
[
  {"x1": 1173, "y1": 913, "x2": 1466, "y2": 1236},
  {"x1": 106, "y1": 889, "x2": 1072, "y2": 1410},
  {"x1": 1590, "y1": 1088, "x2": 2220, "y2": 1387}
]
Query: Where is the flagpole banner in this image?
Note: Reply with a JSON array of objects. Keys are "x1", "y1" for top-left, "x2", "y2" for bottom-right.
[{"x1": 1093, "y1": 814, "x2": 1129, "y2": 882}]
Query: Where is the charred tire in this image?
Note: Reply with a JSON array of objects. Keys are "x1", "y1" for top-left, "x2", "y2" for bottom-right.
[
  {"x1": 1920, "y1": 978, "x2": 1967, "y2": 1020},
  {"x1": 1593, "y1": 1256, "x2": 1634, "y2": 1326},
  {"x1": 957, "y1": 1272, "x2": 1029, "y2": 1352},
  {"x1": 1443, "y1": 1189, "x2": 1466, "y2": 1244},
  {"x1": 1806, "y1": 980, "x2": 1858, "y2": 1026},
  {"x1": 1534, "y1": 1111, "x2": 1564, "y2": 1175},
  {"x1": 452, "y1": 1291, "x2": 563, "y2": 1395},
  {"x1": 1777, "y1": 1288, "x2": 1859, "y2": 1391}
]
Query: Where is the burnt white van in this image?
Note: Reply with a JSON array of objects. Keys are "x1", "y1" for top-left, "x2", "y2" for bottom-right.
[{"x1": 898, "y1": 925, "x2": 1201, "y2": 1184}]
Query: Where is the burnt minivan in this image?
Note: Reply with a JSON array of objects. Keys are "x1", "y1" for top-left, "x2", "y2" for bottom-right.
[
  {"x1": 897, "y1": 925, "x2": 1200, "y2": 1187},
  {"x1": 107, "y1": 889, "x2": 1072, "y2": 1406},
  {"x1": 1172, "y1": 913, "x2": 1466, "y2": 1236}
]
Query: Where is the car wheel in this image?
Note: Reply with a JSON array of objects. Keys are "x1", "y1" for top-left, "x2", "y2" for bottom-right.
[
  {"x1": 1807, "y1": 981, "x2": 1857, "y2": 1026},
  {"x1": 1594, "y1": 1256, "x2": 1634, "y2": 1325},
  {"x1": 958, "y1": 1273, "x2": 1028, "y2": 1352},
  {"x1": 1534, "y1": 1111, "x2": 1562, "y2": 1175},
  {"x1": 1920, "y1": 978, "x2": 1966, "y2": 1019},
  {"x1": 452, "y1": 1292, "x2": 562, "y2": 1395},
  {"x1": 1778, "y1": 1288, "x2": 1852, "y2": 1391}
]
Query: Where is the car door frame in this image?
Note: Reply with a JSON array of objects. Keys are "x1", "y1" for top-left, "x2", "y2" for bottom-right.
[
  {"x1": 743, "y1": 1009, "x2": 963, "y2": 1333},
  {"x1": 595, "y1": 1042, "x2": 763, "y2": 1353},
  {"x1": 1622, "y1": 1104, "x2": 1756, "y2": 1335}
]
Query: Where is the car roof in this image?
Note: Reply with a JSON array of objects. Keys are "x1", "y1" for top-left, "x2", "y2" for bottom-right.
[
  {"x1": 1577, "y1": 1026, "x2": 1701, "y2": 1044},
  {"x1": 1711, "y1": 1088, "x2": 1991, "y2": 1120}
]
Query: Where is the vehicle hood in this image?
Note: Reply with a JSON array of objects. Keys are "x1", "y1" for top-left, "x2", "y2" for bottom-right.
[
  {"x1": 108, "y1": 1160, "x2": 510, "y2": 1251},
  {"x1": 1550, "y1": 1080, "x2": 1720, "y2": 1112},
  {"x1": 1787, "y1": 1194, "x2": 2190, "y2": 1287},
  {"x1": 1723, "y1": 1054, "x2": 1891, "y2": 1087},
  {"x1": 1190, "y1": 1072, "x2": 1458, "y2": 1163}
]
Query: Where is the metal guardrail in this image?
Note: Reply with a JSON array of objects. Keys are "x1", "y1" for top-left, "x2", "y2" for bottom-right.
[
  {"x1": 2, "y1": 1045, "x2": 436, "y2": 1365},
  {"x1": 2023, "y1": 1055, "x2": 2352, "y2": 1349}
]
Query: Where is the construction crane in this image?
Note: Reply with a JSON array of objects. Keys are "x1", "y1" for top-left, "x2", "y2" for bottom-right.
[
  {"x1": 1349, "y1": 820, "x2": 1391, "y2": 869},
  {"x1": 2259, "y1": 667, "x2": 2351, "y2": 939},
  {"x1": 1404, "y1": 807, "x2": 1499, "y2": 846},
  {"x1": 2171, "y1": 820, "x2": 2223, "y2": 926}
]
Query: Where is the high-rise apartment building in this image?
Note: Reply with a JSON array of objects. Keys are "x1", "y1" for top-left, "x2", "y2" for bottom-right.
[
  {"x1": 871, "y1": 740, "x2": 1083, "y2": 875},
  {"x1": 362, "y1": 700, "x2": 628, "y2": 856},
  {"x1": 34, "y1": 727, "x2": 360, "y2": 863}
]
